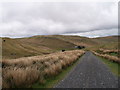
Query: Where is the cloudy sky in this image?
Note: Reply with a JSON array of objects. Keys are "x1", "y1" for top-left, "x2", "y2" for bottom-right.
[{"x1": 0, "y1": 0, "x2": 118, "y2": 38}]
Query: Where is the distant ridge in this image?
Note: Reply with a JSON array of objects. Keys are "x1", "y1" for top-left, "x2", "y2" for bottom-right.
[{"x1": 1, "y1": 35, "x2": 119, "y2": 59}]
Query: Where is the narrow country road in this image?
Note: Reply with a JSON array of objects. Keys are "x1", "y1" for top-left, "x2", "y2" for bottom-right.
[{"x1": 54, "y1": 51, "x2": 118, "y2": 88}]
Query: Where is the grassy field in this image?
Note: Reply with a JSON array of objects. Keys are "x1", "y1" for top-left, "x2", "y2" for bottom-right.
[
  {"x1": 2, "y1": 36, "x2": 78, "y2": 59},
  {"x1": 32, "y1": 54, "x2": 82, "y2": 88},
  {"x1": 1, "y1": 35, "x2": 119, "y2": 59},
  {"x1": 2, "y1": 50, "x2": 85, "y2": 88},
  {"x1": 1, "y1": 35, "x2": 119, "y2": 88},
  {"x1": 93, "y1": 50, "x2": 119, "y2": 63}
]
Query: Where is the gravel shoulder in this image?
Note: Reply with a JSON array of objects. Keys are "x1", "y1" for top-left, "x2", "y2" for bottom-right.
[{"x1": 54, "y1": 51, "x2": 118, "y2": 88}]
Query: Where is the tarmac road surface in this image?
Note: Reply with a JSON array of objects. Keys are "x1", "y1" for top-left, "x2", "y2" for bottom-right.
[{"x1": 54, "y1": 51, "x2": 118, "y2": 88}]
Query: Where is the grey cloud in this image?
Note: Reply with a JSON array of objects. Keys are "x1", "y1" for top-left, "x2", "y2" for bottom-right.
[
  {"x1": 63, "y1": 28, "x2": 118, "y2": 38},
  {"x1": 0, "y1": 2, "x2": 118, "y2": 38}
]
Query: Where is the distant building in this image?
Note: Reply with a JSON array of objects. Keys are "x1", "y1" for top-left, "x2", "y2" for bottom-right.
[{"x1": 75, "y1": 46, "x2": 85, "y2": 49}]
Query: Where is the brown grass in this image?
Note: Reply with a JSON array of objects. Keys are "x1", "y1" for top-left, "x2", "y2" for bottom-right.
[
  {"x1": 92, "y1": 51, "x2": 120, "y2": 63},
  {"x1": 2, "y1": 50, "x2": 85, "y2": 88},
  {"x1": 99, "y1": 48, "x2": 119, "y2": 53}
]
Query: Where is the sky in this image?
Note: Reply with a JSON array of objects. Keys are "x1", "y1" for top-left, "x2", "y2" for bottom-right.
[{"x1": 0, "y1": 0, "x2": 118, "y2": 38}]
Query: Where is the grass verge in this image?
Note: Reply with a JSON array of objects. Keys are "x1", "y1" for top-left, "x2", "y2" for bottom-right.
[
  {"x1": 98, "y1": 56, "x2": 120, "y2": 77},
  {"x1": 32, "y1": 55, "x2": 83, "y2": 88},
  {"x1": 108, "y1": 52, "x2": 118, "y2": 57}
]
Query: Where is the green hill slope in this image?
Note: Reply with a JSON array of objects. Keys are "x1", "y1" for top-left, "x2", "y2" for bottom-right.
[
  {"x1": 1, "y1": 35, "x2": 119, "y2": 59},
  {"x1": 2, "y1": 36, "x2": 76, "y2": 59}
]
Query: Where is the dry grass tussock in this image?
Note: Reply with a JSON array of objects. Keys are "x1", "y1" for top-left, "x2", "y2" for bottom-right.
[
  {"x1": 2, "y1": 50, "x2": 85, "y2": 88},
  {"x1": 99, "y1": 48, "x2": 119, "y2": 53},
  {"x1": 92, "y1": 51, "x2": 120, "y2": 63}
]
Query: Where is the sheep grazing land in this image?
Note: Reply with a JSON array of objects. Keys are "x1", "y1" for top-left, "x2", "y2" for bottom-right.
[
  {"x1": 1, "y1": 50, "x2": 85, "y2": 88},
  {"x1": 92, "y1": 51, "x2": 120, "y2": 64}
]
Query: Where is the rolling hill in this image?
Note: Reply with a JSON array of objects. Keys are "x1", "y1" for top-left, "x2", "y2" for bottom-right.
[{"x1": 1, "y1": 35, "x2": 119, "y2": 59}]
